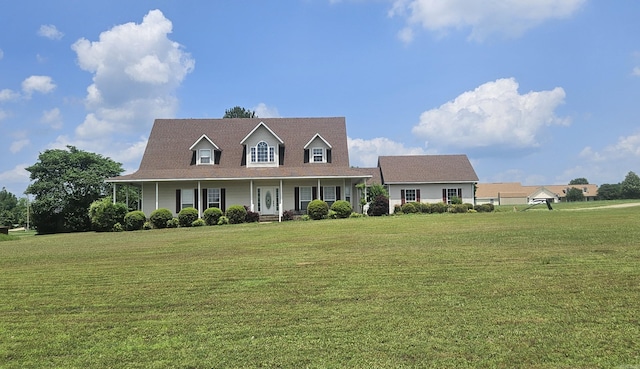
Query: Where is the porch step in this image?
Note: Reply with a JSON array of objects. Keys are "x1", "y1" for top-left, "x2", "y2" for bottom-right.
[{"x1": 259, "y1": 214, "x2": 279, "y2": 223}]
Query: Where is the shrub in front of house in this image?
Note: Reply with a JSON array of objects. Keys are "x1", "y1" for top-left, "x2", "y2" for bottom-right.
[
  {"x1": 474, "y1": 204, "x2": 494, "y2": 213},
  {"x1": 167, "y1": 217, "x2": 180, "y2": 228},
  {"x1": 349, "y1": 212, "x2": 363, "y2": 218},
  {"x1": 226, "y1": 205, "x2": 247, "y2": 224},
  {"x1": 307, "y1": 199, "x2": 329, "y2": 220},
  {"x1": 450, "y1": 204, "x2": 469, "y2": 213},
  {"x1": 282, "y1": 210, "x2": 294, "y2": 221},
  {"x1": 124, "y1": 210, "x2": 146, "y2": 231},
  {"x1": 203, "y1": 207, "x2": 223, "y2": 226},
  {"x1": 89, "y1": 197, "x2": 128, "y2": 232},
  {"x1": 367, "y1": 195, "x2": 389, "y2": 216},
  {"x1": 393, "y1": 204, "x2": 403, "y2": 214},
  {"x1": 431, "y1": 202, "x2": 447, "y2": 214},
  {"x1": 330, "y1": 200, "x2": 352, "y2": 219},
  {"x1": 192, "y1": 218, "x2": 205, "y2": 227},
  {"x1": 143, "y1": 221, "x2": 152, "y2": 230},
  {"x1": 217, "y1": 216, "x2": 229, "y2": 225},
  {"x1": 178, "y1": 207, "x2": 199, "y2": 227},
  {"x1": 450, "y1": 196, "x2": 462, "y2": 205},
  {"x1": 418, "y1": 202, "x2": 432, "y2": 213},
  {"x1": 463, "y1": 203, "x2": 474, "y2": 211},
  {"x1": 244, "y1": 206, "x2": 260, "y2": 223},
  {"x1": 401, "y1": 202, "x2": 418, "y2": 214},
  {"x1": 150, "y1": 208, "x2": 173, "y2": 229}
]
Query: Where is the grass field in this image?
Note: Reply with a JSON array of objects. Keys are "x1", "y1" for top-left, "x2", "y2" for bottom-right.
[{"x1": 1, "y1": 203, "x2": 639, "y2": 368}]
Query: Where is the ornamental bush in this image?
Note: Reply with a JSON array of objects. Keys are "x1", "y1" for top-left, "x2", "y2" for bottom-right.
[
  {"x1": 89, "y1": 197, "x2": 128, "y2": 232},
  {"x1": 217, "y1": 216, "x2": 229, "y2": 225},
  {"x1": 226, "y1": 205, "x2": 247, "y2": 224},
  {"x1": 124, "y1": 210, "x2": 146, "y2": 231},
  {"x1": 431, "y1": 202, "x2": 447, "y2": 214},
  {"x1": 367, "y1": 195, "x2": 389, "y2": 216},
  {"x1": 244, "y1": 206, "x2": 260, "y2": 223},
  {"x1": 167, "y1": 218, "x2": 180, "y2": 228},
  {"x1": 178, "y1": 207, "x2": 199, "y2": 227},
  {"x1": 450, "y1": 204, "x2": 469, "y2": 213},
  {"x1": 401, "y1": 202, "x2": 418, "y2": 214},
  {"x1": 150, "y1": 208, "x2": 173, "y2": 229},
  {"x1": 330, "y1": 200, "x2": 352, "y2": 219},
  {"x1": 307, "y1": 199, "x2": 329, "y2": 220},
  {"x1": 192, "y1": 218, "x2": 206, "y2": 227},
  {"x1": 282, "y1": 210, "x2": 294, "y2": 221},
  {"x1": 203, "y1": 207, "x2": 223, "y2": 226}
]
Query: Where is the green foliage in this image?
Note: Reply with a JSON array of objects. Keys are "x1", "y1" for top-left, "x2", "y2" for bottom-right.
[
  {"x1": 431, "y1": 202, "x2": 447, "y2": 214},
  {"x1": 300, "y1": 214, "x2": 310, "y2": 221},
  {"x1": 367, "y1": 184, "x2": 388, "y2": 202},
  {"x1": 225, "y1": 205, "x2": 247, "y2": 224},
  {"x1": 203, "y1": 207, "x2": 223, "y2": 226},
  {"x1": 621, "y1": 171, "x2": 640, "y2": 199},
  {"x1": 566, "y1": 187, "x2": 585, "y2": 202},
  {"x1": 282, "y1": 210, "x2": 294, "y2": 221},
  {"x1": 0, "y1": 233, "x2": 18, "y2": 242},
  {"x1": 223, "y1": 106, "x2": 256, "y2": 118},
  {"x1": 597, "y1": 183, "x2": 621, "y2": 200},
  {"x1": 330, "y1": 200, "x2": 352, "y2": 219},
  {"x1": 178, "y1": 207, "x2": 199, "y2": 227},
  {"x1": 449, "y1": 204, "x2": 469, "y2": 213},
  {"x1": 0, "y1": 187, "x2": 19, "y2": 227},
  {"x1": 245, "y1": 207, "x2": 260, "y2": 223},
  {"x1": 167, "y1": 218, "x2": 180, "y2": 228},
  {"x1": 367, "y1": 194, "x2": 389, "y2": 216},
  {"x1": 25, "y1": 145, "x2": 123, "y2": 234},
  {"x1": 192, "y1": 218, "x2": 206, "y2": 227},
  {"x1": 143, "y1": 221, "x2": 152, "y2": 230},
  {"x1": 307, "y1": 199, "x2": 329, "y2": 220},
  {"x1": 569, "y1": 177, "x2": 589, "y2": 185},
  {"x1": 124, "y1": 211, "x2": 146, "y2": 231},
  {"x1": 401, "y1": 202, "x2": 418, "y2": 214},
  {"x1": 112, "y1": 222, "x2": 124, "y2": 232},
  {"x1": 349, "y1": 212, "x2": 363, "y2": 218},
  {"x1": 450, "y1": 196, "x2": 462, "y2": 205},
  {"x1": 88, "y1": 197, "x2": 128, "y2": 232},
  {"x1": 474, "y1": 204, "x2": 495, "y2": 213},
  {"x1": 217, "y1": 216, "x2": 229, "y2": 225},
  {"x1": 150, "y1": 208, "x2": 173, "y2": 229}
]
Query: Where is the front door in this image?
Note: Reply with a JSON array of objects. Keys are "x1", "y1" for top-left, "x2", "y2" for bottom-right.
[{"x1": 258, "y1": 187, "x2": 277, "y2": 215}]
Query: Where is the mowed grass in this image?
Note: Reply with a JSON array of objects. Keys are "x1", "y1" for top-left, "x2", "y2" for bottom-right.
[{"x1": 1, "y1": 206, "x2": 639, "y2": 368}]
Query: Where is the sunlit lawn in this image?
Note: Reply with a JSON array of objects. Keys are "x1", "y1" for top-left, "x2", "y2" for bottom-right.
[{"x1": 1, "y1": 204, "x2": 639, "y2": 368}]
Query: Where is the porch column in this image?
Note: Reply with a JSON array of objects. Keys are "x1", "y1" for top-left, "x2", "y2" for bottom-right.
[
  {"x1": 125, "y1": 185, "x2": 129, "y2": 209},
  {"x1": 317, "y1": 179, "x2": 321, "y2": 199},
  {"x1": 155, "y1": 182, "x2": 159, "y2": 210},
  {"x1": 279, "y1": 179, "x2": 283, "y2": 222},
  {"x1": 112, "y1": 184, "x2": 117, "y2": 204},
  {"x1": 250, "y1": 180, "x2": 254, "y2": 212},
  {"x1": 197, "y1": 181, "x2": 202, "y2": 218},
  {"x1": 140, "y1": 185, "x2": 144, "y2": 211}
]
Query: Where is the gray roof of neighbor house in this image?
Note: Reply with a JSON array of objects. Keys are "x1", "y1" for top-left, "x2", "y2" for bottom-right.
[
  {"x1": 378, "y1": 155, "x2": 479, "y2": 184},
  {"x1": 109, "y1": 117, "x2": 371, "y2": 182}
]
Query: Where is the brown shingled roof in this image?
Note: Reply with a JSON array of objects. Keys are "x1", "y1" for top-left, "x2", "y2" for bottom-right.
[
  {"x1": 378, "y1": 155, "x2": 478, "y2": 183},
  {"x1": 110, "y1": 117, "x2": 371, "y2": 181}
]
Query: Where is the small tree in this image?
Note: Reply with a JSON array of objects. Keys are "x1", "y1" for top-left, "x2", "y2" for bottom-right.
[
  {"x1": 367, "y1": 194, "x2": 389, "y2": 216},
  {"x1": 565, "y1": 187, "x2": 585, "y2": 202},
  {"x1": 89, "y1": 197, "x2": 128, "y2": 232},
  {"x1": 621, "y1": 171, "x2": 640, "y2": 199},
  {"x1": 367, "y1": 184, "x2": 388, "y2": 202},
  {"x1": 597, "y1": 183, "x2": 621, "y2": 200}
]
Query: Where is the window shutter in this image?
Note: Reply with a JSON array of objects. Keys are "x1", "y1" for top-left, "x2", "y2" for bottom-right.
[
  {"x1": 294, "y1": 187, "x2": 300, "y2": 211},
  {"x1": 442, "y1": 189, "x2": 447, "y2": 203},
  {"x1": 279, "y1": 146, "x2": 285, "y2": 165},
  {"x1": 241, "y1": 146, "x2": 247, "y2": 166},
  {"x1": 221, "y1": 188, "x2": 226, "y2": 212},
  {"x1": 176, "y1": 189, "x2": 181, "y2": 213},
  {"x1": 312, "y1": 186, "x2": 317, "y2": 200},
  {"x1": 416, "y1": 189, "x2": 421, "y2": 202},
  {"x1": 214, "y1": 150, "x2": 221, "y2": 165},
  {"x1": 326, "y1": 149, "x2": 332, "y2": 163},
  {"x1": 458, "y1": 188, "x2": 462, "y2": 199},
  {"x1": 336, "y1": 187, "x2": 341, "y2": 200},
  {"x1": 194, "y1": 189, "x2": 199, "y2": 210},
  {"x1": 320, "y1": 186, "x2": 324, "y2": 200},
  {"x1": 190, "y1": 151, "x2": 196, "y2": 166},
  {"x1": 401, "y1": 189, "x2": 405, "y2": 205},
  {"x1": 202, "y1": 189, "x2": 208, "y2": 210},
  {"x1": 304, "y1": 149, "x2": 309, "y2": 163}
]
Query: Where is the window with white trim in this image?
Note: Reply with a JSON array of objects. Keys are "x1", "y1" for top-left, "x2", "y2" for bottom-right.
[
  {"x1": 251, "y1": 141, "x2": 275, "y2": 163},
  {"x1": 207, "y1": 188, "x2": 220, "y2": 209},
  {"x1": 312, "y1": 148, "x2": 324, "y2": 163},
  {"x1": 404, "y1": 189, "x2": 416, "y2": 202},
  {"x1": 300, "y1": 186, "x2": 312, "y2": 210},
  {"x1": 199, "y1": 149, "x2": 211, "y2": 164},
  {"x1": 323, "y1": 186, "x2": 336, "y2": 204},
  {"x1": 182, "y1": 189, "x2": 194, "y2": 209},
  {"x1": 447, "y1": 188, "x2": 459, "y2": 204},
  {"x1": 345, "y1": 186, "x2": 351, "y2": 202}
]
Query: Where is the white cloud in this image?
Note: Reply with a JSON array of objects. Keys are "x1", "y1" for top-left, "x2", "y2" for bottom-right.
[
  {"x1": 389, "y1": 0, "x2": 586, "y2": 42},
  {"x1": 21, "y1": 75, "x2": 56, "y2": 96},
  {"x1": 254, "y1": 103, "x2": 281, "y2": 118},
  {"x1": 0, "y1": 163, "x2": 30, "y2": 185},
  {"x1": 411, "y1": 78, "x2": 568, "y2": 154},
  {"x1": 348, "y1": 136, "x2": 427, "y2": 167},
  {"x1": 41, "y1": 108, "x2": 63, "y2": 130},
  {"x1": 580, "y1": 133, "x2": 640, "y2": 163},
  {"x1": 38, "y1": 24, "x2": 64, "y2": 40},
  {"x1": 10, "y1": 139, "x2": 30, "y2": 154},
  {"x1": 0, "y1": 88, "x2": 21, "y2": 102},
  {"x1": 71, "y1": 9, "x2": 194, "y2": 140}
]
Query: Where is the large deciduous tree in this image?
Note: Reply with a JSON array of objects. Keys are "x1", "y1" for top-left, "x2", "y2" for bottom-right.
[
  {"x1": 565, "y1": 187, "x2": 585, "y2": 202},
  {"x1": 223, "y1": 106, "x2": 256, "y2": 118},
  {"x1": 569, "y1": 178, "x2": 589, "y2": 185},
  {"x1": 25, "y1": 146, "x2": 123, "y2": 234},
  {"x1": 620, "y1": 171, "x2": 640, "y2": 199},
  {"x1": 0, "y1": 187, "x2": 19, "y2": 227},
  {"x1": 597, "y1": 183, "x2": 621, "y2": 200}
]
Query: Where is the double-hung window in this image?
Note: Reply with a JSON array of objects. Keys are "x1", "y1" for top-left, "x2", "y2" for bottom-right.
[
  {"x1": 312, "y1": 148, "x2": 324, "y2": 163},
  {"x1": 207, "y1": 188, "x2": 221, "y2": 209},
  {"x1": 404, "y1": 189, "x2": 416, "y2": 202},
  {"x1": 446, "y1": 188, "x2": 459, "y2": 204},
  {"x1": 199, "y1": 149, "x2": 211, "y2": 164},
  {"x1": 323, "y1": 186, "x2": 336, "y2": 205},
  {"x1": 182, "y1": 189, "x2": 194, "y2": 209},
  {"x1": 300, "y1": 186, "x2": 312, "y2": 210}
]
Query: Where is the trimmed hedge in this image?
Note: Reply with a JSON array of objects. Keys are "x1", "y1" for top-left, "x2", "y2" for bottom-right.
[
  {"x1": 307, "y1": 199, "x2": 329, "y2": 220},
  {"x1": 178, "y1": 207, "x2": 199, "y2": 227},
  {"x1": 89, "y1": 198, "x2": 128, "y2": 232},
  {"x1": 226, "y1": 205, "x2": 247, "y2": 224},
  {"x1": 203, "y1": 207, "x2": 223, "y2": 226},
  {"x1": 150, "y1": 208, "x2": 173, "y2": 229},
  {"x1": 330, "y1": 200, "x2": 352, "y2": 219},
  {"x1": 124, "y1": 210, "x2": 146, "y2": 231}
]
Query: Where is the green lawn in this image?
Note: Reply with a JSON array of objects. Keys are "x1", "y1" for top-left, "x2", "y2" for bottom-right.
[{"x1": 1, "y1": 205, "x2": 639, "y2": 368}]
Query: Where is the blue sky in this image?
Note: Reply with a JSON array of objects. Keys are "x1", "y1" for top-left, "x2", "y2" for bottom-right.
[{"x1": 1, "y1": 1, "x2": 639, "y2": 196}]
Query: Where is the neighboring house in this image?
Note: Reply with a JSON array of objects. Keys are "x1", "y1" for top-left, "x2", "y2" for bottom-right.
[
  {"x1": 107, "y1": 117, "x2": 371, "y2": 221},
  {"x1": 107, "y1": 117, "x2": 482, "y2": 219},
  {"x1": 476, "y1": 183, "x2": 599, "y2": 205},
  {"x1": 355, "y1": 155, "x2": 479, "y2": 214}
]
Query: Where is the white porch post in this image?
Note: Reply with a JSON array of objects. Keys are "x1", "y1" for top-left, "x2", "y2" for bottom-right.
[
  {"x1": 155, "y1": 182, "x2": 159, "y2": 210},
  {"x1": 125, "y1": 185, "x2": 129, "y2": 209},
  {"x1": 250, "y1": 180, "x2": 254, "y2": 212},
  {"x1": 112, "y1": 184, "x2": 116, "y2": 204},
  {"x1": 197, "y1": 181, "x2": 202, "y2": 218},
  {"x1": 279, "y1": 179, "x2": 283, "y2": 222},
  {"x1": 317, "y1": 179, "x2": 321, "y2": 200},
  {"x1": 140, "y1": 185, "x2": 144, "y2": 211}
]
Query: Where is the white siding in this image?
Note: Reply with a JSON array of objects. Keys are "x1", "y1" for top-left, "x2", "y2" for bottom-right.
[{"x1": 388, "y1": 183, "x2": 476, "y2": 213}]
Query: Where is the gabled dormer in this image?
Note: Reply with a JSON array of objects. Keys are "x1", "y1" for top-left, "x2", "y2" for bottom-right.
[
  {"x1": 189, "y1": 134, "x2": 220, "y2": 165},
  {"x1": 304, "y1": 133, "x2": 332, "y2": 163},
  {"x1": 240, "y1": 122, "x2": 284, "y2": 168}
]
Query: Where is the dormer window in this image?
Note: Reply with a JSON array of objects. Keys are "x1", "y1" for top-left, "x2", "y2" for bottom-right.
[
  {"x1": 312, "y1": 148, "x2": 325, "y2": 163},
  {"x1": 251, "y1": 141, "x2": 275, "y2": 163},
  {"x1": 304, "y1": 133, "x2": 332, "y2": 164},
  {"x1": 199, "y1": 149, "x2": 211, "y2": 164}
]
